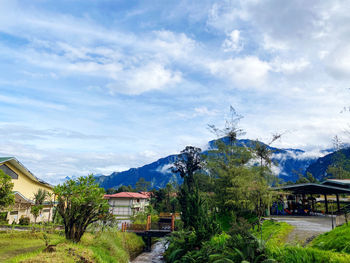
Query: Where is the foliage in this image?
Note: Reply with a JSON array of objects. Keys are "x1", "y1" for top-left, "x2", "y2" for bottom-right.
[
  {"x1": 165, "y1": 219, "x2": 275, "y2": 263},
  {"x1": 252, "y1": 220, "x2": 294, "y2": 248},
  {"x1": 269, "y1": 246, "x2": 350, "y2": 263},
  {"x1": 0, "y1": 211, "x2": 8, "y2": 224},
  {"x1": 0, "y1": 229, "x2": 144, "y2": 263},
  {"x1": 326, "y1": 136, "x2": 350, "y2": 179},
  {"x1": 151, "y1": 183, "x2": 179, "y2": 213},
  {"x1": 311, "y1": 223, "x2": 350, "y2": 253},
  {"x1": 54, "y1": 175, "x2": 110, "y2": 242},
  {"x1": 18, "y1": 216, "x2": 30, "y2": 226},
  {"x1": 30, "y1": 205, "x2": 43, "y2": 224},
  {"x1": 0, "y1": 169, "x2": 14, "y2": 210},
  {"x1": 135, "y1": 177, "x2": 151, "y2": 191},
  {"x1": 33, "y1": 189, "x2": 48, "y2": 205}
]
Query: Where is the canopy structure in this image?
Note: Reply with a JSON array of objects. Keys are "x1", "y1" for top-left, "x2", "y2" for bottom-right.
[
  {"x1": 275, "y1": 183, "x2": 350, "y2": 195},
  {"x1": 273, "y1": 180, "x2": 350, "y2": 214}
]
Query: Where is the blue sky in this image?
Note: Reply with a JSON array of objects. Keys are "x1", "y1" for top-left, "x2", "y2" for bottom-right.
[{"x1": 1, "y1": 0, "x2": 350, "y2": 184}]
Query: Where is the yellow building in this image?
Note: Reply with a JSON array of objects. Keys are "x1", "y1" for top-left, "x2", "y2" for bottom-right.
[{"x1": 0, "y1": 157, "x2": 54, "y2": 224}]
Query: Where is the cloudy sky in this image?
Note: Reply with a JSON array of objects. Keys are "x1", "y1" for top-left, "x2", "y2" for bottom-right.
[{"x1": 1, "y1": 0, "x2": 350, "y2": 184}]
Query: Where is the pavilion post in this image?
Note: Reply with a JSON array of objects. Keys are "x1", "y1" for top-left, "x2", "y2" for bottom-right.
[
  {"x1": 324, "y1": 194, "x2": 328, "y2": 214},
  {"x1": 336, "y1": 194, "x2": 340, "y2": 213}
]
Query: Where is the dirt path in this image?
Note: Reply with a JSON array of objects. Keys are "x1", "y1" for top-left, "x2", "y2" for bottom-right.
[{"x1": 270, "y1": 216, "x2": 334, "y2": 245}]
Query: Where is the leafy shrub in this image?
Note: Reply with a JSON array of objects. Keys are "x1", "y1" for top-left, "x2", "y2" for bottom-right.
[
  {"x1": 19, "y1": 216, "x2": 30, "y2": 225},
  {"x1": 0, "y1": 211, "x2": 8, "y2": 224}
]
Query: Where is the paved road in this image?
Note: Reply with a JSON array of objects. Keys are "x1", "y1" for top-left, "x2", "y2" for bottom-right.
[{"x1": 270, "y1": 216, "x2": 334, "y2": 245}]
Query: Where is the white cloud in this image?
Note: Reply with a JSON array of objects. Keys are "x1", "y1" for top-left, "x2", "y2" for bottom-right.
[
  {"x1": 208, "y1": 56, "x2": 271, "y2": 88},
  {"x1": 107, "y1": 63, "x2": 182, "y2": 95},
  {"x1": 271, "y1": 58, "x2": 310, "y2": 74},
  {"x1": 222, "y1": 30, "x2": 243, "y2": 52}
]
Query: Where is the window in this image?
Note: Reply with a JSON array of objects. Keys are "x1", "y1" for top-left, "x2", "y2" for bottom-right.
[
  {"x1": 137, "y1": 199, "x2": 140, "y2": 203},
  {"x1": 0, "y1": 164, "x2": 19, "y2": 179}
]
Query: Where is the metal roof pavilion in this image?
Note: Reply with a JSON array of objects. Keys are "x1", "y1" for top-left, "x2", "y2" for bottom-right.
[{"x1": 274, "y1": 183, "x2": 350, "y2": 195}]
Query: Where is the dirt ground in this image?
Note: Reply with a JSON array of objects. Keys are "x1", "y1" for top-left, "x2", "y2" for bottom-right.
[{"x1": 270, "y1": 216, "x2": 334, "y2": 245}]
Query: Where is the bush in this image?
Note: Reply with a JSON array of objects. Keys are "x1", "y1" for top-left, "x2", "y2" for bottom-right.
[
  {"x1": 19, "y1": 216, "x2": 30, "y2": 225},
  {"x1": 0, "y1": 211, "x2": 8, "y2": 224}
]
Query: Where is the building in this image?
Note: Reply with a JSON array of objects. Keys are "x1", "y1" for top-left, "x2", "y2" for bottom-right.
[
  {"x1": 104, "y1": 192, "x2": 150, "y2": 220},
  {"x1": 0, "y1": 157, "x2": 54, "y2": 224}
]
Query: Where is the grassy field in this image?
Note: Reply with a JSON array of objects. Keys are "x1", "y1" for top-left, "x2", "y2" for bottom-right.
[
  {"x1": 257, "y1": 220, "x2": 350, "y2": 263},
  {"x1": 0, "y1": 229, "x2": 144, "y2": 263}
]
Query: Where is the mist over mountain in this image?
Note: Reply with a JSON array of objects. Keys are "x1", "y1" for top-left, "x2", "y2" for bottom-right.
[{"x1": 95, "y1": 138, "x2": 333, "y2": 189}]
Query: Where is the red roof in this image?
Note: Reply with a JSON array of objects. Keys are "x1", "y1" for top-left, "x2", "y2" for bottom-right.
[{"x1": 104, "y1": 192, "x2": 150, "y2": 199}]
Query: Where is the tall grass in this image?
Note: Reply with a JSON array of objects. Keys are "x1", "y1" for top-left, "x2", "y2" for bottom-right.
[
  {"x1": 311, "y1": 223, "x2": 350, "y2": 253},
  {"x1": 252, "y1": 220, "x2": 294, "y2": 247},
  {"x1": 269, "y1": 246, "x2": 350, "y2": 263}
]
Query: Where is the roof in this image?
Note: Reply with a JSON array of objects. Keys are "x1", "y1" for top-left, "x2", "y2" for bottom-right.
[
  {"x1": 104, "y1": 192, "x2": 150, "y2": 199},
  {"x1": 322, "y1": 179, "x2": 350, "y2": 185},
  {"x1": 273, "y1": 183, "x2": 350, "y2": 195},
  {"x1": 13, "y1": 191, "x2": 34, "y2": 204},
  {"x1": 139, "y1": 192, "x2": 152, "y2": 197},
  {"x1": 0, "y1": 157, "x2": 13, "y2": 163},
  {"x1": 0, "y1": 157, "x2": 53, "y2": 189}
]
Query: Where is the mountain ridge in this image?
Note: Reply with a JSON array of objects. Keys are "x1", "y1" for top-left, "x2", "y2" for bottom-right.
[{"x1": 95, "y1": 138, "x2": 332, "y2": 189}]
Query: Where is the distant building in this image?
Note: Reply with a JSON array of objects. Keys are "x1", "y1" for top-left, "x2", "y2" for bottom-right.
[
  {"x1": 0, "y1": 157, "x2": 54, "y2": 224},
  {"x1": 104, "y1": 192, "x2": 150, "y2": 220}
]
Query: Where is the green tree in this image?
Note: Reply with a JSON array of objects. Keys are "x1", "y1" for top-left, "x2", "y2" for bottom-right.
[
  {"x1": 0, "y1": 169, "x2": 14, "y2": 210},
  {"x1": 135, "y1": 177, "x2": 151, "y2": 192},
  {"x1": 116, "y1": 185, "x2": 134, "y2": 193},
  {"x1": 173, "y1": 146, "x2": 217, "y2": 241},
  {"x1": 31, "y1": 205, "x2": 42, "y2": 224},
  {"x1": 30, "y1": 189, "x2": 48, "y2": 224},
  {"x1": 34, "y1": 188, "x2": 48, "y2": 205},
  {"x1": 54, "y1": 175, "x2": 110, "y2": 242},
  {"x1": 327, "y1": 136, "x2": 350, "y2": 179}
]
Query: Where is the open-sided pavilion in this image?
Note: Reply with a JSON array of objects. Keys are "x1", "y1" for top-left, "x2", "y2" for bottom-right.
[{"x1": 274, "y1": 179, "x2": 350, "y2": 214}]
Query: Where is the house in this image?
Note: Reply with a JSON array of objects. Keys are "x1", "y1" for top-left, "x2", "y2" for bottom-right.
[
  {"x1": 0, "y1": 157, "x2": 54, "y2": 224},
  {"x1": 104, "y1": 192, "x2": 150, "y2": 220}
]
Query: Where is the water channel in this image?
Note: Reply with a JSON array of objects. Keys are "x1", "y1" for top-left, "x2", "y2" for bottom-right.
[{"x1": 131, "y1": 239, "x2": 166, "y2": 263}]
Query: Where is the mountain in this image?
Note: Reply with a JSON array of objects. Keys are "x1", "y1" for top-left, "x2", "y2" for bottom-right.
[
  {"x1": 306, "y1": 148, "x2": 350, "y2": 180},
  {"x1": 95, "y1": 138, "x2": 330, "y2": 190}
]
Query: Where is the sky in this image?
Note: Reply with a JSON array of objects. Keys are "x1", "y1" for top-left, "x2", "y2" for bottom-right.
[{"x1": 1, "y1": 0, "x2": 350, "y2": 184}]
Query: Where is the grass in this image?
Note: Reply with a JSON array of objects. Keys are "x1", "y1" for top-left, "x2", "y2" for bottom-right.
[
  {"x1": 269, "y1": 245, "x2": 350, "y2": 263},
  {"x1": 252, "y1": 219, "x2": 294, "y2": 247},
  {"x1": 256, "y1": 220, "x2": 350, "y2": 263},
  {"x1": 311, "y1": 222, "x2": 350, "y2": 253},
  {"x1": 0, "y1": 229, "x2": 144, "y2": 263}
]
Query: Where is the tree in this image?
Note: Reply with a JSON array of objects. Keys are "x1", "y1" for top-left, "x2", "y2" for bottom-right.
[
  {"x1": 173, "y1": 146, "x2": 217, "y2": 240},
  {"x1": 0, "y1": 170, "x2": 14, "y2": 210},
  {"x1": 31, "y1": 205, "x2": 42, "y2": 224},
  {"x1": 135, "y1": 177, "x2": 151, "y2": 192},
  {"x1": 30, "y1": 189, "x2": 48, "y2": 224},
  {"x1": 33, "y1": 189, "x2": 48, "y2": 205},
  {"x1": 116, "y1": 185, "x2": 134, "y2": 193},
  {"x1": 54, "y1": 175, "x2": 110, "y2": 242}
]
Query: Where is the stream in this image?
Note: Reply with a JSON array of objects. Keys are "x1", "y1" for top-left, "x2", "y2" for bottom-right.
[{"x1": 131, "y1": 239, "x2": 167, "y2": 263}]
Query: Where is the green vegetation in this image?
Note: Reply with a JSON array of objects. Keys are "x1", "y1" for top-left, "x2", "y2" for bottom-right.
[
  {"x1": 269, "y1": 246, "x2": 350, "y2": 263},
  {"x1": 253, "y1": 220, "x2": 294, "y2": 248},
  {"x1": 0, "y1": 230, "x2": 144, "y2": 263},
  {"x1": 0, "y1": 169, "x2": 14, "y2": 210},
  {"x1": 255, "y1": 220, "x2": 350, "y2": 263},
  {"x1": 164, "y1": 108, "x2": 277, "y2": 263},
  {"x1": 54, "y1": 175, "x2": 110, "y2": 242},
  {"x1": 311, "y1": 223, "x2": 350, "y2": 253}
]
